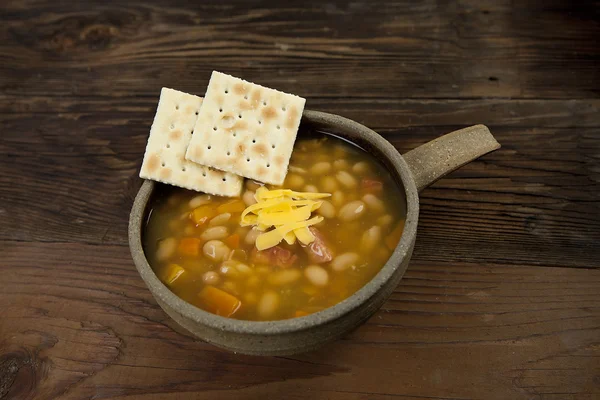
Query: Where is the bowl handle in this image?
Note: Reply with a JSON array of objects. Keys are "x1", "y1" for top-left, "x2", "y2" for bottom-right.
[{"x1": 403, "y1": 124, "x2": 500, "y2": 192}]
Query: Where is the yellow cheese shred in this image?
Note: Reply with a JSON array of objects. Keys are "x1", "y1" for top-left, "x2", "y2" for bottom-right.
[{"x1": 241, "y1": 187, "x2": 331, "y2": 250}]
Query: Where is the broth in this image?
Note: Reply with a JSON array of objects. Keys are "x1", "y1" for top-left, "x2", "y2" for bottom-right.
[{"x1": 143, "y1": 131, "x2": 406, "y2": 321}]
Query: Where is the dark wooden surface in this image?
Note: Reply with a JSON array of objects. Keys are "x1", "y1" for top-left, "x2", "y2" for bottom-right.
[{"x1": 1, "y1": 1, "x2": 599, "y2": 399}]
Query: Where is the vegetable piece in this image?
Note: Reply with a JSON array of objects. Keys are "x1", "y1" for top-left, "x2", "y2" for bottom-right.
[
  {"x1": 190, "y1": 205, "x2": 217, "y2": 226},
  {"x1": 301, "y1": 227, "x2": 334, "y2": 264},
  {"x1": 217, "y1": 199, "x2": 246, "y2": 214},
  {"x1": 251, "y1": 246, "x2": 298, "y2": 268},
  {"x1": 224, "y1": 234, "x2": 240, "y2": 249},
  {"x1": 162, "y1": 264, "x2": 185, "y2": 285},
  {"x1": 362, "y1": 178, "x2": 383, "y2": 193},
  {"x1": 177, "y1": 237, "x2": 202, "y2": 256},
  {"x1": 385, "y1": 220, "x2": 405, "y2": 250},
  {"x1": 198, "y1": 286, "x2": 241, "y2": 317}
]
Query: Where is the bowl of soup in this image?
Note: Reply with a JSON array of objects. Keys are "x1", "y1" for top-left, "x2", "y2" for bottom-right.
[{"x1": 130, "y1": 110, "x2": 499, "y2": 355}]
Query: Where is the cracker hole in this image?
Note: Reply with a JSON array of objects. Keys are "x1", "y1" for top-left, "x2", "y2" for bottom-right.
[
  {"x1": 272, "y1": 144, "x2": 276, "y2": 149},
  {"x1": 166, "y1": 143, "x2": 171, "y2": 149},
  {"x1": 213, "y1": 126, "x2": 217, "y2": 131},
  {"x1": 225, "y1": 89, "x2": 229, "y2": 94},
  {"x1": 246, "y1": 158, "x2": 250, "y2": 162},
  {"x1": 222, "y1": 178, "x2": 227, "y2": 182},
  {"x1": 252, "y1": 139, "x2": 256, "y2": 143},
  {"x1": 238, "y1": 114, "x2": 242, "y2": 119},
  {"x1": 182, "y1": 167, "x2": 186, "y2": 172},
  {"x1": 227, "y1": 151, "x2": 231, "y2": 156},
  {"x1": 195, "y1": 111, "x2": 199, "y2": 115},
  {"x1": 233, "y1": 132, "x2": 237, "y2": 137},
  {"x1": 258, "y1": 120, "x2": 262, "y2": 125},
  {"x1": 175, "y1": 105, "x2": 179, "y2": 110},
  {"x1": 202, "y1": 172, "x2": 207, "y2": 177},
  {"x1": 170, "y1": 123, "x2": 175, "y2": 129},
  {"x1": 266, "y1": 163, "x2": 271, "y2": 168},
  {"x1": 282, "y1": 106, "x2": 286, "y2": 111},
  {"x1": 161, "y1": 162, "x2": 166, "y2": 167},
  {"x1": 244, "y1": 95, "x2": 248, "y2": 100},
  {"x1": 208, "y1": 145, "x2": 212, "y2": 150},
  {"x1": 263, "y1": 101, "x2": 267, "y2": 106},
  {"x1": 219, "y1": 108, "x2": 223, "y2": 112},
  {"x1": 276, "y1": 125, "x2": 281, "y2": 130}
]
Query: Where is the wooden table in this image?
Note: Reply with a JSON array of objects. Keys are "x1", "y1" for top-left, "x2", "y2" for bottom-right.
[{"x1": 1, "y1": 1, "x2": 599, "y2": 399}]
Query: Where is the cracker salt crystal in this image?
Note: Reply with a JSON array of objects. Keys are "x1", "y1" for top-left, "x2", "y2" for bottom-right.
[
  {"x1": 139, "y1": 87, "x2": 243, "y2": 197},
  {"x1": 185, "y1": 71, "x2": 306, "y2": 185}
]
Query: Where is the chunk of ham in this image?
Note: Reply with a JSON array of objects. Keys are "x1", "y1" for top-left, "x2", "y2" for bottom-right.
[
  {"x1": 301, "y1": 227, "x2": 334, "y2": 264},
  {"x1": 361, "y1": 178, "x2": 383, "y2": 193},
  {"x1": 251, "y1": 245, "x2": 298, "y2": 268}
]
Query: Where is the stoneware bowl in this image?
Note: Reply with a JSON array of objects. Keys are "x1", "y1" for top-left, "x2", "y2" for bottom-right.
[{"x1": 129, "y1": 110, "x2": 500, "y2": 356}]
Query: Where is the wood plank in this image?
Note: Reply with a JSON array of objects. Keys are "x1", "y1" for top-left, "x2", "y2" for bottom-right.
[
  {"x1": 0, "y1": 0, "x2": 598, "y2": 100},
  {"x1": 1, "y1": 242, "x2": 598, "y2": 399}
]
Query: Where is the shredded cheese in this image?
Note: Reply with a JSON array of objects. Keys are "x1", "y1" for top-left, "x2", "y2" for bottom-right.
[{"x1": 241, "y1": 187, "x2": 331, "y2": 250}]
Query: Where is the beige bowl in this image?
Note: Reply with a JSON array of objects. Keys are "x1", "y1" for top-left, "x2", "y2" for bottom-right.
[{"x1": 129, "y1": 110, "x2": 499, "y2": 355}]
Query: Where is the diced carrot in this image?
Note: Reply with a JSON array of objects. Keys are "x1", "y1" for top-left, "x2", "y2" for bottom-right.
[
  {"x1": 190, "y1": 205, "x2": 217, "y2": 226},
  {"x1": 385, "y1": 220, "x2": 405, "y2": 250},
  {"x1": 198, "y1": 286, "x2": 241, "y2": 317},
  {"x1": 163, "y1": 264, "x2": 185, "y2": 285},
  {"x1": 178, "y1": 237, "x2": 202, "y2": 256},
  {"x1": 224, "y1": 233, "x2": 240, "y2": 249},
  {"x1": 294, "y1": 310, "x2": 310, "y2": 318},
  {"x1": 217, "y1": 199, "x2": 246, "y2": 214},
  {"x1": 362, "y1": 178, "x2": 383, "y2": 193}
]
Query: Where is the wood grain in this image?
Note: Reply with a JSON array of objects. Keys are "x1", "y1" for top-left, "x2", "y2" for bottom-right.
[
  {"x1": 1, "y1": 242, "x2": 599, "y2": 399},
  {"x1": 1, "y1": 0, "x2": 599, "y2": 398}
]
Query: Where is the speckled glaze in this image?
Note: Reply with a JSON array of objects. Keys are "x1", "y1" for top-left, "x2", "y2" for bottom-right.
[{"x1": 129, "y1": 110, "x2": 500, "y2": 356}]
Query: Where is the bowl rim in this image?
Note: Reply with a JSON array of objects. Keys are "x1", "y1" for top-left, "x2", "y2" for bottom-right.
[{"x1": 129, "y1": 109, "x2": 419, "y2": 335}]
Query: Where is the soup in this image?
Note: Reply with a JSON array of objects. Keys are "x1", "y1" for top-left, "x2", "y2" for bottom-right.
[{"x1": 143, "y1": 132, "x2": 406, "y2": 321}]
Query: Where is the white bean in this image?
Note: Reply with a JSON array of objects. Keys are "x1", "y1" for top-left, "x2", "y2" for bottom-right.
[
  {"x1": 156, "y1": 237, "x2": 176, "y2": 261},
  {"x1": 352, "y1": 161, "x2": 370, "y2": 174},
  {"x1": 235, "y1": 263, "x2": 253, "y2": 275},
  {"x1": 288, "y1": 165, "x2": 307, "y2": 174},
  {"x1": 219, "y1": 262, "x2": 239, "y2": 278},
  {"x1": 331, "y1": 252, "x2": 359, "y2": 272},
  {"x1": 268, "y1": 269, "x2": 301, "y2": 286},
  {"x1": 311, "y1": 161, "x2": 331, "y2": 175},
  {"x1": 209, "y1": 213, "x2": 231, "y2": 226},
  {"x1": 338, "y1": 200, "x2": 366, "y2": 221},
  {"x1": 321, "y1": 176, "x2": 338, "y2": 192},
  {"x1": 257, "y1": 291, "x2": 279, "y2": 318},
  {"x1": 245, "y1": 227, "x2": 261, "y2": 245},
  {"x1": 203, "y1": 240, "x2": 230, "y2": 262},
  {"x1": 336, "y1": 170, "x2": 357, "y2": 188},
  {"x1": 200, "y1": 226, "x2": 229, "y2": 241},
  {"x1": 304, "y1": 265, "x2": 329, "y2": 286},
  {"x1": 287, "y1": 174, "x2": 305, "y2": 189},
  {"x1": 242, "y1": 191, "x2": 257, "y2": 206},
  {"x1": 202, "y1": 271, "x2": 220, "y2": 285},
  {"x1": 333, "y1": 159, "x2": 349, "y2": 170},
  {"x1": 304, "y1": 184, "x2": 318, "y2": 193},
  {"x1": 245, "y1": 180, "x2": 262, "y2": 191},
  {"x1": 377, "y1": 214, "x2": 393, "y2": 227},
  {"x1": 360, "y1": 226, "x2": 382, "y2": 252},
  {"x1": 332, "y1": 190, "x2": 345, "y2": 207},
  {"x1": 316, "y1": 200, "x2": 336, "y2": 219},
  {"x1": 189, "y1": 194, "x2": 211, "y2": 209},
  {"x1": 363, "y1": 194, "x2": 384, "y2": 213}
]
